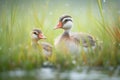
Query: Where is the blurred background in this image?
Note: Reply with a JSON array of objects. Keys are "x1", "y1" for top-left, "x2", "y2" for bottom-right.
[{"x1": 0, "y1": 0, "x2": 120, "y2": 80}]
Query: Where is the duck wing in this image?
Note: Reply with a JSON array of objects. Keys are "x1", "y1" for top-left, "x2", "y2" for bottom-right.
[
  {"x1": 41, "y1": 42, "x2": 52, "y2": 52},
  {"x1": 71, "y1": 32, "x2": 96, "y2": 47}
]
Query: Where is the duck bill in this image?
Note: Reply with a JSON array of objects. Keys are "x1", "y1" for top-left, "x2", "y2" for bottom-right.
[
  {"x1": 54, "y1": 22, "x2": 62, "y2": 29},
  {"x1": 38, "y1": 33, "x2": 46, "y2": 39}
]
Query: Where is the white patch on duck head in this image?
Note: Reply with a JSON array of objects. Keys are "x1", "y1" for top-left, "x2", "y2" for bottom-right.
[
  {"x1": 63, "y1": 21, "x2": 73, "y2": 30},
  {"x1": 32, "y1": 34, "x2": 39, "y2": 40},
  {"x1": 62, "y1": 18, "x2": 73, "y2": 30},
  {"x1": 31, "y1": 32, "x2": 39, "y2": 40}
]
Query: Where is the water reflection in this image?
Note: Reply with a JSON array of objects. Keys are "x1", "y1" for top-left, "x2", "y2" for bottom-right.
[
  {"x1": 0, "y1": 67, "x2": 120, "y2": 80},
  {"x1": 36, "y1": 68, "x2": 57, "y2": 80}
]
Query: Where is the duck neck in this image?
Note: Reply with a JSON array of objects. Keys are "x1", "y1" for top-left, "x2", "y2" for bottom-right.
[
  {"x1": 31, "y1": 39, "x2": 39, "y2": 48},
  {"x1": 63, "y1": 29, "x2": 71, "y2": 38}
]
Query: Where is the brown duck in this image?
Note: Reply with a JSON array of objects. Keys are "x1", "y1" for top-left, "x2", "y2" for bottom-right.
[
  {"x1": 31, "y1": 28, "x2": 52, "y2": 57},
  {"x1": 54, "y1": 15, "x2": 97, "y2": 54}
]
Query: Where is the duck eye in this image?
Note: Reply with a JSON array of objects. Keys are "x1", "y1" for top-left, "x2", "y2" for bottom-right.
[
  {"x1": 33, "y1": 32, "x2": 37, "y2": 35},
  {"x1": 65, "y1": 19, "x2": 68, "y2": 22}
]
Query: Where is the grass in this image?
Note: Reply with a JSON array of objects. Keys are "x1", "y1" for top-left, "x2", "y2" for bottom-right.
[{"x1": 0, "y1": 0, "x2": 120, "y2": 71}]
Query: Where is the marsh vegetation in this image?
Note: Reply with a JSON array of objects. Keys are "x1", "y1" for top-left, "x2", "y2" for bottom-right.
[{"x1": 0, "y1": 0, "x2": 120, "y2": 80}]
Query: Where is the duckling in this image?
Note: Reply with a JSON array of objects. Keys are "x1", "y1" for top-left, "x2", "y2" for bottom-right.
[
  {"x1": 54, "y1": 15, "x2": 97, "y2": 54},
  {"x1": 31, "y1": 28, "x2": 52, "y2": 57}
]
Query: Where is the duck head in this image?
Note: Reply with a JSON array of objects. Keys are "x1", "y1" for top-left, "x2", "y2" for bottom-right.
[
  {"x1": 31, "y1": 28, "x2": 46, "y2": 41},
  {"x1": 54, "y1": 15, "x2": 73, "y2": 30}
]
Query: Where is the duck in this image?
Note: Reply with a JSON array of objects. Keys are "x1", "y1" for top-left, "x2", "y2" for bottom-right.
[
  {"x1": 54, "y1": 15, "x2": 97, "y2": 55},
  {"x1": 31, "y1": 28, "x2": 52, "y2": 57}
]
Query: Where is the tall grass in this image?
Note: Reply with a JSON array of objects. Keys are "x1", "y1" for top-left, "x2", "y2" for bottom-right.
[{"x1": 0, "y1": 0, "x2": 120, "y2": 71}]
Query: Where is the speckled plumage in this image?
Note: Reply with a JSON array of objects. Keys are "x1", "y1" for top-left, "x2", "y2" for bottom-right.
[
  {"x1": 54, "y1": 15, "x2": 97, "y2": 54},
  {"x1": 31, "y1": 29, "x2": 52, "y2": 57}
]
